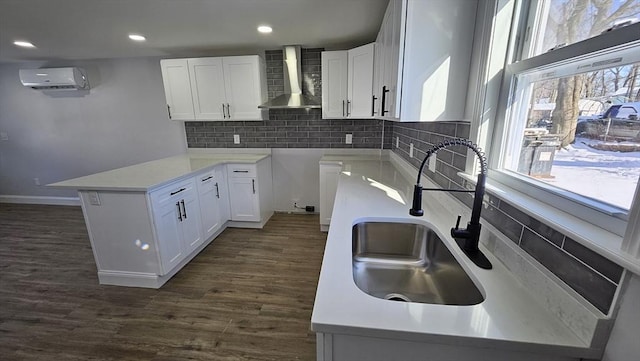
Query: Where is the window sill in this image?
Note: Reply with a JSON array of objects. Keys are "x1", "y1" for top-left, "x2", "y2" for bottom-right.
[{"x1": 459, "y1": 172, "x2": 640, "y2": 275}]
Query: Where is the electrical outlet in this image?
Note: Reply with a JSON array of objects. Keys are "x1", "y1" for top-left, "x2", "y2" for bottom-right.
[
  {"x1": 88, "y1": 191, "x2": 101, "y2": 206},
  {"x1": 409, "y1": 143, "x2": 414, "y2": 158},
  {"x1": 428, "y1": 153, "x2": 437, "y2": 172},
  {"x1": 395, "y1": 136, "x2": 399, "y2": 148},
  {"x1": 345, "y1": 134, "x2": 353, "y2": 144},
  {"x1": 33, "y1": 178, "x2": 40, "y2": 186},
  {"x1": 233, "y1": 134, "x2": 240, "y2": 144}
]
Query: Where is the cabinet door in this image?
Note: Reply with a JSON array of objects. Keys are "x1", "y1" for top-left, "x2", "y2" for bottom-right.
[
  {"x1": 160, "y1": 59, "x2": 195, "y2": 120},
  {"x1": 152, "y1": 197, "x2": 185, "y2": 274},
  {"x1": 321, "y1": 51, "x2": 348, "y2": 119},
  {"x1": 319, "y1": 164, "x2": 342, "y2": 226},
  {"x1": 223, "y1": 56, "x2": 264, "y2": 120},
  {"x1": 179, "y1": 188, "x2": 204, "y2": 253},
  {"x1": 228, "y1": 177, "x2": 260, "y2": 222},
  {"x1": 400, "y1": 0, "x2": 475, "y2": 121},
  {"x1": 215, "y1": 167, "x2": 231, "y2": 222},
  {"x1": 348, "y1": 43, "x2": 375, "y2": 118},
  {"x1": 386, "y1": 0, "x2": 404, "y2": 120},
  {"x1": 196, "y1": 172, "x2": 222, "y2": 241},
  {"x1": 188, "y1": 58, "x2": 227, "y2": 120}
]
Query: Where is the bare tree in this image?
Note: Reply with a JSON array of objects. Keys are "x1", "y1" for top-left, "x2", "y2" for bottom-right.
[{"x1": 547, "y1": 0, "x2": 640, "y2": 146}]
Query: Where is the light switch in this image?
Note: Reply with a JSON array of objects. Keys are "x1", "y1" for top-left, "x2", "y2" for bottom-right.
[
  {"x1": 345, "y1": 134, "x2": 353, "y2": 144},
  {"x1": 395, "y1": 136, "x2": 399, "y2": 148},
  {"x1": 409, "y1": 143, "x2": 414, "y2": 158},
  {"x1": 233, "y1": 134, "x2": 240, "y2": 144}
]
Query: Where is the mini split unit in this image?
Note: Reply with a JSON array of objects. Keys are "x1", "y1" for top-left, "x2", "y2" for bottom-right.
[{"x1": 19, "y1": 67, "x2": 89, "y2": 90}]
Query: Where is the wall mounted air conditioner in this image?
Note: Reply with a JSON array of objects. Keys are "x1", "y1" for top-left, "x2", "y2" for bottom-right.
[{"x1": 19, "y1": 67, "x2": 89, "y2": 90}]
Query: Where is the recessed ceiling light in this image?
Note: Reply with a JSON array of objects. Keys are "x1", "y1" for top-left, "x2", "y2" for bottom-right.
[
  {"x1": 14, "y1": 41, "x2": 35, "y2": 48},
  {"x1": 128, "y1": 34, "x2": 146, "y2": 41},
  {"x1": 257, "y1": 25, "x2": 273, "y2": 34}
]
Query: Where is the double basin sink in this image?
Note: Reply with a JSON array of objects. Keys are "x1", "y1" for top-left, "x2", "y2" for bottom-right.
[{"x1": 352, "y1": 221, "x2": 484, "y2": 305}]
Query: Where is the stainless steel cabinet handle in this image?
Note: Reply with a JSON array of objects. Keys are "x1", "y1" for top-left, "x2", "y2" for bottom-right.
[
  {"x1": 176, "y1": 202, "x2": 182, "y2": 221},
  {"x1": 226, "y1": 103, "x2": 231, "y2": 119},
  {"x1": 167, "y1": 105, "x2": 172, "y2": 119},
  {"x1": 252, "y1": 179, "x2": 256, "y2": 194},
  {"x1": 201, "y1": 176, "x2": 213, "y2": 182},
  {"x1": 215, "y1": 182, "x2": 220, "y2": 198},
  {"x1": 180, "y1": 199, "x2": 187, "y2": 219},
  {"x1": 342, "y1": 100, "x2": 345, "y2": 117},
  {"x1": 233, "y1": 170, "x2": 249, "y2": 173},
  {"x1": 371, "y1": 95, "x2": 378, "y2": 116},
  {"x1": 347, "y1": 100, "x2": 351, "y2": 116},
  {"x1": 170, "y1": 187, "x2": 186, "y2": 196}
]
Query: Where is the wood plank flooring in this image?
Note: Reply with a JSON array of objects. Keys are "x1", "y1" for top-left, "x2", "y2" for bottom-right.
[{"x1": 0, "y1": 204, "x2": 326, "y2": 360}]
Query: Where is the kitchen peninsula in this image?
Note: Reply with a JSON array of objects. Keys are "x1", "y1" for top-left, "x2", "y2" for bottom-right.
[{"x1": 49, "y1": 153, "x2": 273, "y2": 288}]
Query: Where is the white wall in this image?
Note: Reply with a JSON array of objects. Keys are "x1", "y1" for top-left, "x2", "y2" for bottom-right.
[
  {"x1": 271, "y1": 149, "x2": 324, "y2": 212},
  {"x1": 0, "y1": 58, "x2": 187, "y2": 199},
  {"x1": 603, "y1": 272, "x2": 640, "y2": 361}
]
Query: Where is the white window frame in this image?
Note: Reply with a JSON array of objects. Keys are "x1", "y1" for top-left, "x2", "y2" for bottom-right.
[{"x1": 467, "y1": 0, "x2": 640, "y2": 261}]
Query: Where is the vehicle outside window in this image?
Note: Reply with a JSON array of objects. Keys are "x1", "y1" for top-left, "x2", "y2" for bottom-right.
[{"x1": 492, "y1": 0, "x2": 640, "y2": 235}]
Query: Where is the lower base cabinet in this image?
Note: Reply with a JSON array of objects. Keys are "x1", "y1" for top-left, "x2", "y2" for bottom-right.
[
  {"x1": 319, "y1": 162, "x2": 342, "y2": 232},
  {"x1": 316, "y1": 332, "x2": 579, "y2": 361},
  {"x1": 77, "y1": 157, "x2": 273, "y2": 289},
  {"x1": 150, "y1": 178, "x2": 204, "y2": 274},
  {"x1": 227, "y1": 159, "x2": 273, "y2": 226},
  {"x1": 196, "y1": 166, "x2": 230, "y2": 241}
]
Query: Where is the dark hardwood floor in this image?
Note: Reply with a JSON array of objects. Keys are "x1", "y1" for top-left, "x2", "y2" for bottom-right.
[{"x1": 0, "y1": 204, "x2": 326, "y2": 360}]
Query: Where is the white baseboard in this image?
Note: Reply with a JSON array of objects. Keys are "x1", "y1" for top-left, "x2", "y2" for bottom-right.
[{"x1": 0, "y1": 195, "x2": 81, "y2": 206}]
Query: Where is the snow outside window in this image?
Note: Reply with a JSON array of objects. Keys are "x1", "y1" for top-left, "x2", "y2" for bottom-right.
[{"x1": 490, "y1": 0, "x2": 640, "y2": 242}]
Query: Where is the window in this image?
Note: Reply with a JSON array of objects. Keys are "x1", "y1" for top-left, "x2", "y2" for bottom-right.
[{"x1": 490, "y1": 0, "x2": 640, "y2": 237}]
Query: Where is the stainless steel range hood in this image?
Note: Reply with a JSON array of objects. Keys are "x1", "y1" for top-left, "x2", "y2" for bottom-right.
[{"x1": 259, "y1": 46, "x2": 321, "y2": 109}]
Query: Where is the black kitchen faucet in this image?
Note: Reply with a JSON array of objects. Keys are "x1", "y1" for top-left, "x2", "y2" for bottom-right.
[{"x1": 409, "y1": 138, "x2": 492, "y2": 269}]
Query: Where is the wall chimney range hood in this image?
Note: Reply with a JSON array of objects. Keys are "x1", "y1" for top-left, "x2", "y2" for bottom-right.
[{"x1": 259, "y1": 46, "x2": 321, "y2": 109}]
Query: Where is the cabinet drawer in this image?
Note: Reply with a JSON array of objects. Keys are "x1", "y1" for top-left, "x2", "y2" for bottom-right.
[
  {"x1": 228, "y1": 164, "x2": 256, "y2": 178},
  {"x1": 150, "y1": 178, "x2": 195, "y2": 204},
  {"x1": 196, "y1": 171, "x2": 216, "y2": 192}
]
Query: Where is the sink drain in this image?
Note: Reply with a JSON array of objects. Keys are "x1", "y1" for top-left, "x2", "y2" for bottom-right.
[{"x1": 384, "y1": 293, "x2": 411, "y2": 302}]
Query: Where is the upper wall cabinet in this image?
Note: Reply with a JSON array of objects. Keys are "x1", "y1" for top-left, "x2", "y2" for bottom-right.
[
  {"x1": 374, "y1": 0, "x2": 477, "y2": 122},
  {"x1": 321, "y1": 43, "x2": 375, "y2": 119},
  {"x1": 160, "y1": 55, "x2": 267, "y2": 121},
  {"x1": 160, "y1": 59, "x2": 195, "y2": 120}
]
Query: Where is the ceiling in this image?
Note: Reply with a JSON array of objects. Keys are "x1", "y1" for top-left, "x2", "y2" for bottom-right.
[{"x1": 0, "y1": 0, "x2": 389, "y2": 63}]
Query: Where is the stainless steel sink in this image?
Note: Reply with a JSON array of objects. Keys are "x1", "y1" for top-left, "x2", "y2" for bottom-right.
[{"x1": 352, "y1": 221, "x2": 484, "y2": 305}]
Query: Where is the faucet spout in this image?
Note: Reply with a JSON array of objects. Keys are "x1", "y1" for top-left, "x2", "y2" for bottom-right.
[{"x1": 409, "y1": 138, "x2": 492, "y2": 270}]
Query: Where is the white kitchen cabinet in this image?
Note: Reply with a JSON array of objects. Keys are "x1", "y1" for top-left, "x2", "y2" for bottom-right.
[
  {"x1": 160, "y1": 59, "x2": 195, "y2": 120},
  {"x1": 228, "y1": 176, "x2": 260, "y2": 222},
  {"x1": 347, "y1": 43, "x2": 376, "y2": 118},
  {"x1": 321, "y1": 44, "x2": 375, "y2": 119},
  {"x1": 150, "y1": 178, "x2": 203, "y2": 274},
  {"x1": 321, "y1": 51, "x2": 348, "y2": 118},
  {"x1": 215, "y1": 166, "x2": 231, "y2": 222},
  {"x1": 188, "y1": 58, "x2": 226, "y2": 120},
  {"x1": 375, "y1": 0, "x2": 476, "y2": 122},
  {"x1": 222, "y1": 56, "x2": 267, "y2": 120},
  {"x1": 161, "y1": 55, "x2": 267, "y2": 121},
  {"x1": 226, "y1": 158, "x2": 273, "y2": 227},
  {"x1": 64, "y1": 155, "x2": 271, "y2": 289},
  {"x1": 374, "y1": 0, "x2": 403, "y2": 120},
  {"x1": 196, "y1": 169, "x2": 224, "y2": 241},
  {"x1": 319, "y1": 162, "x2": 342, "y2": 232}
]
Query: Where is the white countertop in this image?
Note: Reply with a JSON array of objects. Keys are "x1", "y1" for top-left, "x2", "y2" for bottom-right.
[
  {"x1": 48, "y1": 154, "x2": 270, "y2": 192},
  {"x1": 311, "y1": 158, "x2": 597, "y2": 358}
]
